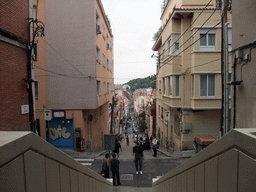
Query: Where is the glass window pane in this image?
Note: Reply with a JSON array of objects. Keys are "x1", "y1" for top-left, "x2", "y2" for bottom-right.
[
  {"x1": 175, "y1": 76, "x2": 180, "y2": 96},
  {"x1": 163, "y1": 78, "x2": 166, "y2": 94},
  {"x1": 169, "y1": 76, "x2": 172, "y2": 95},
  {"x1": 192, "y1": 75, "x2": 194, "y2": 97},
  {"x1": 208, "y1": 34, "x2": 215, "y2": 46},
  {"x1": 200, "y1": 74, "x2": 207, "y2": 96},
  {"x1": 175, "y1": 42, "x2": 179, "y2": 51},
  {"x1": 168, "y1": 40, "x2": 171, "y2": 54},
  {"x1": 208, "y1": 74, "x2": 215, "y2": 96},
  {"x1": 200, "y1": 34, "x2": 207, "y2": 46}
]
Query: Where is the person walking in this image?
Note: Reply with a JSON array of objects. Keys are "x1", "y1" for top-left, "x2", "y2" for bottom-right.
[
  {"x1": 102, "y1": 153, "x2": 110, "y2": 178},
  {"x1": 113, "y1": 139, "x2": 122, "y2": 157},
  {"x1": 126, "y1": 135, "x2": 129, "y2": 146},
  {"x1": 152, "y1": 135, "x2": 158, "y2": 157},
  {"x1": 132, "y1": 141, "x2": 144, "y2": 175},
  {"x1": 111, "y1": 153, "x2": 121, "y2": 186}
]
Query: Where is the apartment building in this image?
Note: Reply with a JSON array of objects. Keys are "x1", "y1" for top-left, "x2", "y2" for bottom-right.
[
  {"x1": 152, "y1": 0, "x2": 232, "y2": 150},
  {"x1": 231, "y1": 0, "x2": 256, "y2": 128},
  {"x1": 34, "y1": 0, "x2": 114, "y2": 150}
]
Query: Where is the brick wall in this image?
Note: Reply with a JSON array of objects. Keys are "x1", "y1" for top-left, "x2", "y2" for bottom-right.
[
  {"x1": 0, "y1": 0, "x2": 30, "y2": 130},
  {"x1": 0, "y1": 42, "x2": 30, "y2": 130},
  {"x1": 0, "y1": 0, "x2": 30, "y2": 41}
]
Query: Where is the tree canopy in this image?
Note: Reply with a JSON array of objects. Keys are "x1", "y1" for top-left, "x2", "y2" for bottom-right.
[{"x1": 124, "y1": 75, "x2": 156, "y2": 92}]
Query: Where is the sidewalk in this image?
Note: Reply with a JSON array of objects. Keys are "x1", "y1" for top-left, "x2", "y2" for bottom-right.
[{"x1": 157, "y1": 147, "x2": 195, "y2": 159}]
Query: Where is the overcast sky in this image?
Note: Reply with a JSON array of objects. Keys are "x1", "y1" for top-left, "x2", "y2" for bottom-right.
[{"x1": 101, "y1": 0, "x2": 162, "y2": 84}]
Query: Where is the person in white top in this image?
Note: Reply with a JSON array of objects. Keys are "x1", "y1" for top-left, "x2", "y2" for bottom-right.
[{"x1": 152, "y1": 135, "x2": 158, "y2": 157}]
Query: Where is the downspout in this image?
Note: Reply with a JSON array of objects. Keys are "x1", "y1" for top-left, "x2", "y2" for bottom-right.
[
  {"x1": 232, "y1": 56, "x2": 237, "y2": 129},
  {"x1": 220, "y1": 15, "x2": 224, "y2": 137}
]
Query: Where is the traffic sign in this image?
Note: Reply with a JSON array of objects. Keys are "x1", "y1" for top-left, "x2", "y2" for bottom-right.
[
  {"x1": 44, "y1": 110, "x2": 51, "y2": 121},
  {"x1": 165, "y1": 111, "x2": 170, "y2": 121}
]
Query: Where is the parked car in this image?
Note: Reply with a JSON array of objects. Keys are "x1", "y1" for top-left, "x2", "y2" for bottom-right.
[
  {"x1": 194, "y1": 135, "x2": 216, "y2": 153},
  {"x1": 137, "y1": 133, "x2": 150, "y2": 150}
]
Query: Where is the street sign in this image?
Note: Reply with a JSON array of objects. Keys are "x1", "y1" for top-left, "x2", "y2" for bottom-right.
[
  {"x1": 165, "y1": 111, "x2": 170, "y2": 121},
  {"x1": 44, "y1": 110, "x2": 51, "y2": 121}
]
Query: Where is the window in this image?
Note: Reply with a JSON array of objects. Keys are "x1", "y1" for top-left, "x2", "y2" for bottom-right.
[
  {"x1": 200, "y1": 33, "x2": 216, "y2": 47},
  {"x1": 34, "y1": 81, "x2": 38, "y2": 98},
  {"x1": 163, "y1": 49, "x2": 165, "y2": 59},
  {"x1": 102, "y1": 54, "x2": 105, "y2": 67},
  {"x1": 103, "y1": 82, "x2": 106, "y2": 94},
  {"x1": 102, "y1": 25, "x2": 105, "y2": 38},
  {"x1": 163, "y1": 78, "x2": 166, "y2": 95},
  {"x1": 174, "y1": 34, "x2": 180, "y2": 53},
  {"x1": 107, "y1": 59, "x2": 109, "y2": 69},
  {"x1": 96, "y1": 12, "x2": 100, "y2": 25},
  {"x1": 200, "y1": 74, "x2": 215, "y2": 97},
  {"x1": 175, "y1": 75, "x2": 180, "y2": 97},
  {"x1": 96, "y1": 47, "x2": 101, "y2": 63},
  {"x1": 97, "y1": 81, "x2": 101, "y2": 95},
  {"x1": 161, "y1": 107, "x2": 163, "y2": 119},
  {"x1": 107, "y1": 82, "x2": 109, "y2": 93},
  {"x1": 168, "y1": 76, "x2": 172, "y2": 96},
  {"x1": 159, "y1": 80, "x2": 162, "y2": 91},
  {"x1": 168, "y1": 39, "x2": 171, "y2": 55}
]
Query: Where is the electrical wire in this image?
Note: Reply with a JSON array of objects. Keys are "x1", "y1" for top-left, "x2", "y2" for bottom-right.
[
  {"x1": 40, "y1": 37, "x2": 87, "y2": 77},
  {"x1": 159, "y1": 0, "x2": 214, "y2": 57},
  {"x1": 159, "y1": 22, "x2": 221, "y2": 69},
  {"x1": 160, "y1": 8, "x2": 218, "y2": 62}
]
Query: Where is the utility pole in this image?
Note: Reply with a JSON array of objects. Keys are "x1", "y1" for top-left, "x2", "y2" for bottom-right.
[
  {"x1": 110, "y1": 96, "x2": 115, "y2": 134},
  {"x1": 222, "y1": 0, "x2": 230, "y2": 135}
]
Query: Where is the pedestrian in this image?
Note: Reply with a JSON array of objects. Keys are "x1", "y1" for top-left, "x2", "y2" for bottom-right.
[
  {"x1": 102, "y1": 153, "x2": 110, "y2": 178},
  {"x1": 111, "y1": 153, "x2": 121, "y2": 186},
  {"x1": 126, "y1": 135, "x2": 129, "y2": 146},
  {"x1": 113, "y1": 139, "x2": 122, "y2": 157},
  {"x1": 132, "y1": 141, "x2": 144, "y2": 175},
  {"x1": 152, "y1": 135, "x2": 158, "y2": 157}
]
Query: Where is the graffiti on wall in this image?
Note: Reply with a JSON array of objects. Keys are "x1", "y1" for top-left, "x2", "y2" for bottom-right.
[{"x1": 49, "y1": 125, "x2": 71, "y2": 141}]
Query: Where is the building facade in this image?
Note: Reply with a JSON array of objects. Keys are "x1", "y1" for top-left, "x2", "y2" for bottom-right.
[
  {"x1": 0, "y1": 0, "x2": 34, "y2": 131},
  {"x1": 152, "y1": 0, "x2": 232, "y2": 150},
  {"x1": 34, "y1": 0, "x2": 114, "y2": 150},
  {"x1": 231, "y1": 0, "x2": 256, "y2": 128}
]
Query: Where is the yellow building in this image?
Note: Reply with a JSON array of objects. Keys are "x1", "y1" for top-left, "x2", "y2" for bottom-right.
[
  {"x1": 152, "y1": 0, "x2": 232, "y2": 150},
  {"x1": 34, "y1": 0, "x2": 114, "y2": 150}
]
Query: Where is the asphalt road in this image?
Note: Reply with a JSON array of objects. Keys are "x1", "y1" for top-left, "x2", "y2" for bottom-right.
[{"x1": 88, "y1": 122, "x2": 186, "y2": 188}]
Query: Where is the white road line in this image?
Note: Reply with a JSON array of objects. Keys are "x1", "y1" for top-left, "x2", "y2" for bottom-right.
[
  {"x1": 81, "y1": 163, "x2": 92, "y2": 166},
  {"x1": 74, "y1": 159, "x2": 94, "y2": 162}
]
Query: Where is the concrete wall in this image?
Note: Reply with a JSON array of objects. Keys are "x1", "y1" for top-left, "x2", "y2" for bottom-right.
[
  {"x1": 45, "y1": 0, "x2": 97, "y2": 109},
  {"x1": 231, "y1": 0, "x2": 256, "y2": 128},
  {"x1": 153, "y1": 128, "x2": 256, "y2": 192},
  {"x1": 0, "y1": 132, "x2": 113, "y2": 192}
]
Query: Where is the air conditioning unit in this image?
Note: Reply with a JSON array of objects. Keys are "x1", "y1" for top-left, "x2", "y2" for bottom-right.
[{"x1": 96, "y1": 25, "x2": 101, "y2": 34}]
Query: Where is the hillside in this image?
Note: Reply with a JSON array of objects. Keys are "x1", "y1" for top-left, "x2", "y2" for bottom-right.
[{"x1": 125, "y1": 75, "x2": 156, "y2": 92}]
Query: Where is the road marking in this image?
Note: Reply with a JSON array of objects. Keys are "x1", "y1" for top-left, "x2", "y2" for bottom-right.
[
  {"x1": 120, "y1": 174, "x2": 133, "y2": 180},
  {"x1": 74, "y1": 159, "x2": 94, "y2": 162},
  {"x1": 81, "y1": 163, "x2": 92, "y2": 166}
]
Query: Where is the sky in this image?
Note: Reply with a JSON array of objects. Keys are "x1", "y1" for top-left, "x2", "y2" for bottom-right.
[{"x1": 101, "y1": 0, "x2": 162, "y2": 84}]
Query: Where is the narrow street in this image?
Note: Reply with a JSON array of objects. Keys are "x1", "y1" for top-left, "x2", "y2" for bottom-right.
[{"x1": 87, "y1": 122, "x2": 186, "y2": 191}]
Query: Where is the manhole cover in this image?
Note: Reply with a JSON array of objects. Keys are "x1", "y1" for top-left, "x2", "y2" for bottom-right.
[{"x1": 120, "y1": 174, "x2": 133, "y2": 180}]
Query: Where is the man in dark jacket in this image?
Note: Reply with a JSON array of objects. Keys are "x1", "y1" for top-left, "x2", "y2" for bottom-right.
[
  {"x1": 111, "y1": 153, "x2": 121, "y2": 186},
  {"x1": 113, "y1": 139, "x2": 122, "y2": 157},
  {"x1": 132, "y1": 141, "x2": 144, "y2": 175}
]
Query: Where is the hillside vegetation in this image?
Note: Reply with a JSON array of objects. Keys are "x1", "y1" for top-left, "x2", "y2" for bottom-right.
[{"x1": 125, "y1": 75, "x2": 156, "y2": 92}]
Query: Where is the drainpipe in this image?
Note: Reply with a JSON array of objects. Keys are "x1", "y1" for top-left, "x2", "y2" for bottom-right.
[{"x1": 224, "y1": 23, "x2": 230, "y2": 134}]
